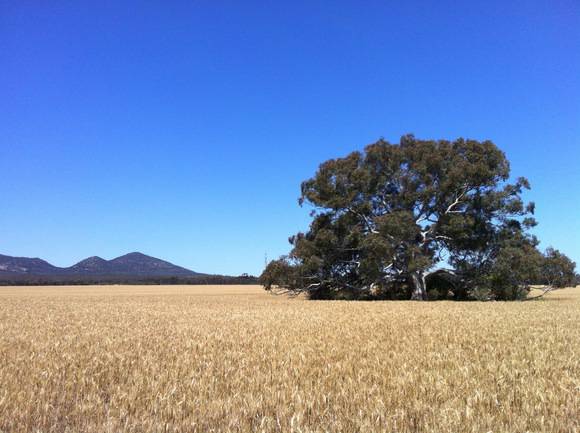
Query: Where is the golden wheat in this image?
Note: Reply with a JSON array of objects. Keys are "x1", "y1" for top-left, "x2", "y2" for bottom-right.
[{"x1": 0, "y1": 284, "x2": 578, "y2": 433}]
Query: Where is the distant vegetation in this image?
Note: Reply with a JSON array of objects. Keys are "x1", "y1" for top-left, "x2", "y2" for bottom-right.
[
  {"x1": 262, "y1": 135, "x2": 577, "y2": 300},
  {"x1": 0, "y1": 274, "x2": 258, "y2": 286}
]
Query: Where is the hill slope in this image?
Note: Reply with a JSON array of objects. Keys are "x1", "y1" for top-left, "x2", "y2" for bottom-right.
[
  {"x1": 0, "y1": 254, "x2": 62, "y2": 275},
  {"x1": 0, "y1": 252, "x2": 199, "y2": 277}
]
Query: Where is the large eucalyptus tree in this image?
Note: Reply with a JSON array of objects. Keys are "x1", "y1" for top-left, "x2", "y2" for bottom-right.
[{"x1": 261, "y1": 135, "x2": 573, "y2": 300}]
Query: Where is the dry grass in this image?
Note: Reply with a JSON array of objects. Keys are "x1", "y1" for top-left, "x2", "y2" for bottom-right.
[{"x1": 0, "y1": 285, "x2": 578, "y2": 433}]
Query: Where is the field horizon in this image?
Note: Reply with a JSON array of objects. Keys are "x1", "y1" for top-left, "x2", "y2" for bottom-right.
[{"x1": 1, "y1": 284, "x2": 578, "y2": 432}]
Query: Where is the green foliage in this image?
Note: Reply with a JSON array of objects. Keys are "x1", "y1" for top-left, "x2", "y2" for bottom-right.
[
  {"x1": 540, "y1": 248, "x2": 577, "y2": 288},
  {"x1": 261, "y1": 135, "x2": 576, "y2": 301}
]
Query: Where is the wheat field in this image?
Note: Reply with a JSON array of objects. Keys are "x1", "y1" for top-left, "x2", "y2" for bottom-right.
[{"x1": 0, "y1": 285, "x2": 578, "y2": 433}]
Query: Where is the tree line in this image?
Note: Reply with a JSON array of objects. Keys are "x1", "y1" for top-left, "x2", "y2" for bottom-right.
[{"x1": 0, "y1": 274, "x2": 258, "y2": 286}]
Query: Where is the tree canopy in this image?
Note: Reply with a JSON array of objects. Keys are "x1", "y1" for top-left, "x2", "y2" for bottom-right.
[{"x1": 261, "y1": 135, "x2": 576, "y2": 301}]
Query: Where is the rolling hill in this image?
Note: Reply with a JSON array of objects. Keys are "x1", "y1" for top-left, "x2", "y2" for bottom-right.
[
  {"x1": 0, "y1": 252, "x2": 257, "y2": 285},
  {"x1": 0, "y1": 252, "x2": 199, "y2": 277}
]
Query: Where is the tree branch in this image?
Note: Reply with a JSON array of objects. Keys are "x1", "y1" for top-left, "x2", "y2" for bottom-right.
[{"x1": 521, "y1": 286, "x2": 555, "y2": 301}]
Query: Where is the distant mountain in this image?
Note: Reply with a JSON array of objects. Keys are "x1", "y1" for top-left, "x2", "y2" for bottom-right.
[
  {"x1": 0, "y1": 254, "x2": 63, "y2": 275},
  {"x1": 0, "y1": 252, "x2": 199, "y2": 277},
  {"x1": 81, "y1": 252, "x2": 197, "y2": 276},
  {"x1": 69, "y1": 256, "x2": 110, "y2": 273}
]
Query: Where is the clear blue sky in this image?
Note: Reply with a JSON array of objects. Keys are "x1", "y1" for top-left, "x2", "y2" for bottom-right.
[{"x1": 1, "y1": 1, "x2": 579, "y2": 275}]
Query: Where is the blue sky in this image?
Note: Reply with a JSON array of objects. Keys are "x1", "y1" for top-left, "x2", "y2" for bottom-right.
[{"x1": 1, "y1": 0, "x2": 579, "y2": 275}]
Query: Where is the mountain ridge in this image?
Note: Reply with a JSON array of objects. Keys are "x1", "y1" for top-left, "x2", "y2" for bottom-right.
[
  {"x1": 0, "y1": 252, "x2": 200, "y2": 277},
  {"x1": 0, "y1": 254, "x2": 61, "y2": 274}
]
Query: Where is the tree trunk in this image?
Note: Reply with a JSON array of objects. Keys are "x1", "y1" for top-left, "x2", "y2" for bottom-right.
[{"x1": 410, "y1": 271, "x2": 428, "y2": 300}]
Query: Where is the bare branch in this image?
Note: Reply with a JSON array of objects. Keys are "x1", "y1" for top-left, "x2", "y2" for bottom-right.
[{"x1": 521, "y1": 286, "x2": 555, "y2": 301}]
